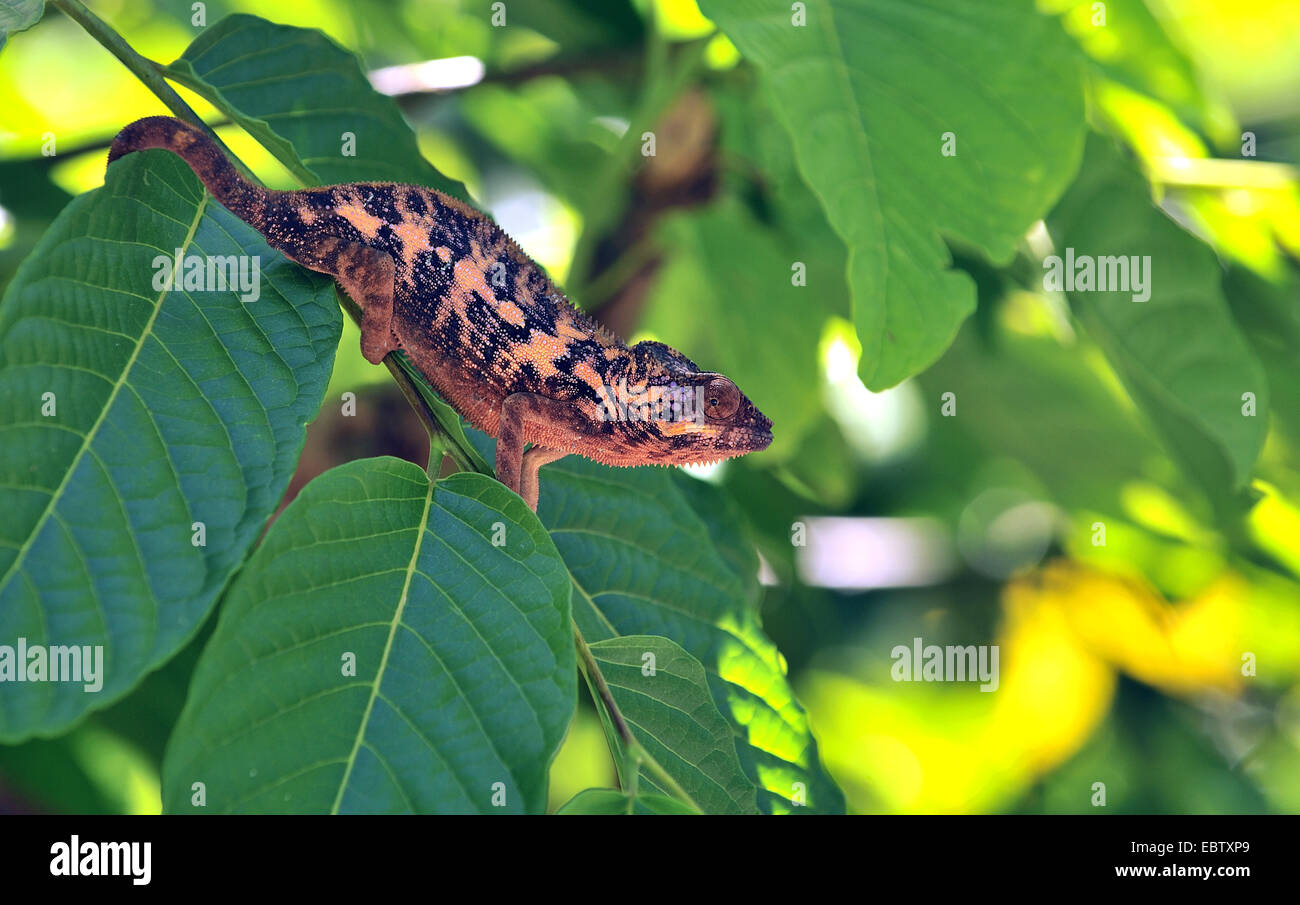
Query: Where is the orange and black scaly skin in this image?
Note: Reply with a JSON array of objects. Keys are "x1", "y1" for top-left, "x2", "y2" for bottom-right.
[{"x1": 108, "y1": 117, "x2": 772, "y2": 501}]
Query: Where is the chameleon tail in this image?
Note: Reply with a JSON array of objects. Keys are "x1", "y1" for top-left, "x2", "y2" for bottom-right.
[{"x1": 108, "y1": 116, "x2": 266, "y2": 229}]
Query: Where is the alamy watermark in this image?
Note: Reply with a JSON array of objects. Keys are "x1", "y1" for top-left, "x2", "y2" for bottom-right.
[
  {"x1": 50, "y1": 836, "x2": 150, "y2": 885},
  {"x1": 152, "y1": 248, "x2": 261, "y2": 302},
  {"x1": 1043, "y1": 247, "x2": 1151, "y2": 303},
  {"x1": 891, "y1": 637, "x2": 999, "y2": 692},
  {"x1": 0, "y1": 638, "x2": 104, "y2": 692},
  {"x1": 596, "y1": 379, "x2": 705, "y2": 424}
]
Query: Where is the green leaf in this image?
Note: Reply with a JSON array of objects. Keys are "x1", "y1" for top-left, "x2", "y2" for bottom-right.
[
  {"x1": 1225, "y1": 267, "x2": 1300, "y2": 453},
  {"x1": 0, "y1": 150, "x2": 340, "y2": 740},
  {"x1": 669, "y1": 469, "x2": 763, "y2": 607},
  {"x1": 0, "y1": 0, "x2": 43, "y2": 52},
  {"x1": 521, "y1": 443, "x2": 845, "y2": 813},
  {"x1": 1046, "y1": 135, "x2": 1268, "y2": 496},
  {"x1": 557, "y1": 787, "x2": 698, "y2": 815},
  {"x1": 590, "y1": 635, "x2": 757, "y2": 814},
  {"x1": 164, "y1": 14, "x2": 468, "y2": 199},
  {"x1": 467, "y1": 425, "x2": 842, "y2": 811},
  {"x1": 162, "y1": 462, "x2": 575, "y2": 814},
  {"x1": 698, "y1": 0, "x2": 1086, "y2": 389}
]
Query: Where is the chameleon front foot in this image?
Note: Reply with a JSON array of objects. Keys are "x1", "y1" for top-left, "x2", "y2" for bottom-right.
[{"x1": 496, "y1": 393, "x2": 573, "y2": 511}]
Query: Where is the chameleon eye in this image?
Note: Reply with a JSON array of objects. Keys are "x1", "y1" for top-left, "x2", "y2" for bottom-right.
[{"x1": 703, "y1": 377, "x2": 740, "y2": 420}]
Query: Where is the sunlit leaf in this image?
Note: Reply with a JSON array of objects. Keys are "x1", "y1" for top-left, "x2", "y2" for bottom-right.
[
  {"x1": 590, "y1": 634, "x2": 757, "y2": 814},
  {"x1": 1041, "y1": 0, "x2": 1235, "y2": 144},
  {"x1": 539, "y1": 453, "x2": 843, "y2": 812},
  {"x1": 467, "y1": 425, "x2": 843, "y2": 811}
]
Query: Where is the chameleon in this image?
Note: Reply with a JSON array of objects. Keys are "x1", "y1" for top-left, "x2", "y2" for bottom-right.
[{"x1": 107, "y1": 116, "x2": 772, "y2": 510}]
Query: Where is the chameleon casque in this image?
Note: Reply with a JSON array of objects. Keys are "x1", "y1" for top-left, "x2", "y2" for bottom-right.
[{"x1": 107, "y1": 116, "x2": 772, "y2": 510}]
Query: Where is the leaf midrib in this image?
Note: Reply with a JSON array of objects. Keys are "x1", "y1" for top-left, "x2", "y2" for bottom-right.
[{"x1": 329, "y1": 473, "x2": 435, "y2": 815}]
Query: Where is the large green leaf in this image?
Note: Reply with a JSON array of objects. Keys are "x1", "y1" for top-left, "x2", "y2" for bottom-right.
[
  {"x1": 590, "y1": 635, "x2": 758, "y2": 814},
  {"x1": 164, "y1": 14, "x2": 468, "y2": 198},
  {"x1": 698, "y1": 0, "x2": 1086, "y2": 389},
  {"x1": 0, "y1": 150, "x2": 340, "y2": 740},
  {"x1": 1047, "y1": 135, "x2": 1268, "y2": 498},
  {"x1": 162, "y1": 462, "x2": 575, "y2": 814}
]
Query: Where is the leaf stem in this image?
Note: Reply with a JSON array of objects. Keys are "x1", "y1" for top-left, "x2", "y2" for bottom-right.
[
  {"x1": 572, "y1": 621, "x2": 703, "y2": 813},
  {"x1": 387, "y1": 354, "x2": 481, "y2": 475},
  {"x1": 386, "y1": 357, "x2": 451, "y2": 476}
]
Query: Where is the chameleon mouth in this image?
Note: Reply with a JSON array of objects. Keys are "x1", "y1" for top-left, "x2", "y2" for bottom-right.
[
  {"x1": 669, "y1": 427, "x2": 772, "y2": 467},
  {"x1": 724, "y1": 424, "x2": 772, "y2": 454},
  {"x1": 746, "y1": 411, "x2": 774, "y2": 451}
]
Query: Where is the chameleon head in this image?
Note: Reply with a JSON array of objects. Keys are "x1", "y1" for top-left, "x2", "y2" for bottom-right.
[
  {"x1": 601, "y1": 341, "x2": 773, "y2": 467},
  {"x1": 661, "y1": 372, "x2": 774, "y2": 466}
]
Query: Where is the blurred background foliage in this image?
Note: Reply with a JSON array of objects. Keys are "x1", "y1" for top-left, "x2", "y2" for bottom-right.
[{"x1": 1, "y1": 0, "x2": 1299, "y2": 814}]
